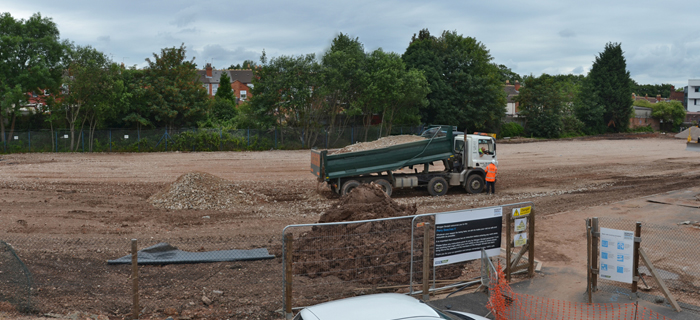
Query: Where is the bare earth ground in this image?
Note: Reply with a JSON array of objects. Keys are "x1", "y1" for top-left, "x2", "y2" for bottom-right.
[{"x1": 1, "y1": 133, "x2": 699, "y2": 319}]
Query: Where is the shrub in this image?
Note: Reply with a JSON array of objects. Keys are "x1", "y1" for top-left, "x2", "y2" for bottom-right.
[{"x1": 500, "y1": 122, "x2": 524, "y2": 138}]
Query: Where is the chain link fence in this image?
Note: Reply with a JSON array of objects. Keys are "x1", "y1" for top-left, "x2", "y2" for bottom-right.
[
  {"x1": 1, "y1": 125, "x2": 424, "y2": 154},
  {"x1": 0, "y1": 233, "x2": 284, "y2": 319},
  {"x1": 596, "y1": 217, "x2": 700, "y2": 313}
]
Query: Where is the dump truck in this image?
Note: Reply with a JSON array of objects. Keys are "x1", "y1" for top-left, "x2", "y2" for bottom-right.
[{"x1": 311, "y1": 126, "x2": 498, "y2": 196}]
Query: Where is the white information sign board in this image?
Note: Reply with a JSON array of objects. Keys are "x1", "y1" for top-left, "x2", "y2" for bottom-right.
[
  {"x1": 433, "y1": 207, "x2": 502, "y2": 266},
  {"x1": 599, "y1": 227, "x2": 634, "y2": 283}
]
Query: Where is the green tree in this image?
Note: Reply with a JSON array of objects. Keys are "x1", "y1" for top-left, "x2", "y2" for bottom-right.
[
  {"x1": 576, "y1": 43, "x2": 633, "y2": 133},
  {"x1": 321, "y1": 33, "x2": 367, "y2": 133},
  {"x1": 116, "y1": 67, "x2": 152, "y2": 130},
  {"x1": 143, "y1": 44, "x2": 208, "y2": 129},
  {"x1": 496, "y1": 64, "x2": 522, "y2": 85},
  {"x1": 59, "y1": 45, "x2": 120, "y2": 151},
  {"x1": 215, "y1": 72, "x2": 234, "y2": 101},
  {"x1": 246, "y1": 52, "x2": 325, "y2": 146},
  {"x1": 651, "y1": 101, "x2": 685, "y2": 131},
  {"x1": 353, "y1": 49, "x2": 428, "y2": 139},
  {"x1": 0, "y1": 12, "x2": 66, "y2": 143},
  {"x1": 516, "y1": 74, "x2": 565, "y2": 138},
  {"x1": 403, "y1": 29, "x2": 506, "y2": 132}
]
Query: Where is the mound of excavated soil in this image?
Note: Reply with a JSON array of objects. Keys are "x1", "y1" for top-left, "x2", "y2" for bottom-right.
[
  {"x1": 330, "y1": 135, "x2": 425, "y2": 154},
  {"x1": 295, "y1": 184, "x2": 462, "y2": 285},
  {"x1": 148, "y1": 172, "x2": 267, "y2": 210}
]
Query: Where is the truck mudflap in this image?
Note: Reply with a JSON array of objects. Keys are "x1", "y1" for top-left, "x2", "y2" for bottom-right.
[{"x1": 310, "y1": 149, "x2": 327, "y2": 181}]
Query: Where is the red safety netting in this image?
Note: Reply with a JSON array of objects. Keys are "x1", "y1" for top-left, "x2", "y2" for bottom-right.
[{"x1": 486, "y1": 263, "x2": 671, "y2": 320}]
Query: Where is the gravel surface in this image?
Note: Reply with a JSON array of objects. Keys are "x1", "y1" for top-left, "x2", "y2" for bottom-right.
[{"x1": 329, "y1": 135, "x2": 426, "y2": 154}]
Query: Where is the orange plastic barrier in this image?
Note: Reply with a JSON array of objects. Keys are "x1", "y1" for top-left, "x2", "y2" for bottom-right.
[{"x1": 486, "y1": 263, "x2": 671, "y2": 320}]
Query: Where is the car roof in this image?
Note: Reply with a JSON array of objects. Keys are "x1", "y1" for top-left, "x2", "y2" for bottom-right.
[{"x1": 299, "y1": 293, "x2": 442, "y2": 320}]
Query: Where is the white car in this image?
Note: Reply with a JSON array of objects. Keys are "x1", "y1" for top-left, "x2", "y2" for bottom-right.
[{"x1": 293, "y1": 293, "x2": 489, "y2": 320}]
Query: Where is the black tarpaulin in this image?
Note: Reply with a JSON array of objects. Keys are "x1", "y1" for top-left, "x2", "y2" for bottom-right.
[{"x1": 107, "y1": 242, "x2": 275, "y2": 265}]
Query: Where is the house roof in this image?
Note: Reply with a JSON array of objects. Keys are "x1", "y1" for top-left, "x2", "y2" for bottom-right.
[
  {"x1": 198, "y1": 70, "x2": 254, "y2": 84},
  {"x1": 504, "y1": 84, "x2": 519, "y2": 103}
]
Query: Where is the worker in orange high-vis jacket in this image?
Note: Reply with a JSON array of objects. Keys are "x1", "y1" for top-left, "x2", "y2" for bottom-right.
[{"x1": 485, "y1": 160, "x2": 497, "y2": 195}]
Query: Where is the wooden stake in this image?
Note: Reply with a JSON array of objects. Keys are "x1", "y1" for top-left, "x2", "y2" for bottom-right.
[
  {"x1": 506, "y1": 213, "x2": 512, "y2": 283},
  {"x1": 285, "y1": 233, "x2": 294, "y2": 320},
  {"x1": 131, "y1": 239, "x2": 139, "y2": 320},
  {"x1": 632, "y1": 222, "x2": 641, "y2": 293},
  {"x1": 510, "y1": 244, "x2": 529, "y2": 269},
  {"x1": 638, "y1": 248, "x2": 681, "y2": 312},
  {"x1": 591, "y1": 218, "x2": 599, "y2": 291},
  {"x1": 528, "y1": 210, "x2": 535, "y2": 277},
  {"x1": 586, "y1": 219, "x2": 592, "y2": 304},
  {"x1": 422, "y1": 223, "x2": 430, "y2": 301}
]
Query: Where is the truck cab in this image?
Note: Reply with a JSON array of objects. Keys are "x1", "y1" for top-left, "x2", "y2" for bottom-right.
[{"x1": 453, "y1": 134, "x2": 497, "y2": 194}]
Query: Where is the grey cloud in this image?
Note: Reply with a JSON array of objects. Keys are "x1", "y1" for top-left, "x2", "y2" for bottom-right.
[
  {"x1": 171, "y1": 13, "x2": 197, "y2": 28},
  {"x1": 559, "y1": 29, "x2": 576, "y2": 38},
  {"x1": 626, "y1": 34, "x2": 700, "y2": 86},
  {"x1": 6, "y1": 0, "x2": 700, "y2": 85},
  {"x1": 572, "y1": 66, "x2": 584, "y2": 74},
  {"x1": 178, "y1": 28, "x2": 199, "y2": 34},
  {"x1": 197, "y1": 45, "x2": 261, "y2": 69}
]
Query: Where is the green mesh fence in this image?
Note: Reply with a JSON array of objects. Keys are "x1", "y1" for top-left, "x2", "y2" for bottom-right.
[{"x1": 1, "y1": 126, "x2": 424, "y2": 154}]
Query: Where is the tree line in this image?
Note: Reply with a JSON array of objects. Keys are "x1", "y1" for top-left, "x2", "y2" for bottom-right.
[{"x1": 1, "y1": 12, "x2": 686, "y2": 152}]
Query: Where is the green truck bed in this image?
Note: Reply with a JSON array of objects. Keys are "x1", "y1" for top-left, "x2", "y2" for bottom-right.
[{"x1": 311, "y1": 134, "x2": 454, "y2": 181}]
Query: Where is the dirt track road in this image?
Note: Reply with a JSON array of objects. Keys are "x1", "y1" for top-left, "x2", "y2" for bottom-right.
[{"x1": 0, "y1": 134, "x2": 699, "y2": 319}]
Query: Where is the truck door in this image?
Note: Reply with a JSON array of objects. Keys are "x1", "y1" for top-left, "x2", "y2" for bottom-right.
[{"x1": 475, "y1": 138, "x2": 496, "y2": 168}]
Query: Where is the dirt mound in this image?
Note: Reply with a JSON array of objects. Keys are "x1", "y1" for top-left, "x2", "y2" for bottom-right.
[
  {"x1": 330, "y1": 135, "x2": 425, "y2": 154},
  {"x1": 295, "y1": 183, "x2": 462, "y2": 285},
  {"x1": 148, "y1": 172, "x2": 267, "y2": 210},
  {"x1": 318, "y1": 183, "x2": 416, "y2": 223}
]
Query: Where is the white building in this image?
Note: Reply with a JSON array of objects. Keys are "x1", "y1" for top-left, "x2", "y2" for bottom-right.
[{"x1": 688, "y1": 79, "x2": 700, "y2": 112}]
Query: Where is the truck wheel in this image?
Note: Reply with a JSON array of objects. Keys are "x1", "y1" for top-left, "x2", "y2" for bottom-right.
[
  {"x1": 340, "y1": 180, "x2": 360, "y2": 196},
  {"x1": 374, "y1": 179, "x2": 393, "y2": 197},
  {"x1": 465, "y1": 175, "x2": 485, "y2": 194},
  {"x1": 428, "y1": 177, "x2": 449, "y2": 197}
]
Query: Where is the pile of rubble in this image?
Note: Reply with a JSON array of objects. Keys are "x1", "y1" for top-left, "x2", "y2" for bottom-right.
[
  {"x1": 294, "y1": 183, "x2": 462, "y2": 285},
  {"x1": 330, "y1": 135, "x2": 425, "y2": 154},
  {"x1": 148, "y1": 172, "x2": 267, "y2": 210}
]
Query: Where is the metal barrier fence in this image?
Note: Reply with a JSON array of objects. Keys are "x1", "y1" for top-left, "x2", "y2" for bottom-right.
[
  {"x1": 281, "y1": 201, "x2": 535, "y2": 316},
  {"x1": 1, "y1": 125, "x2": 424, "y2": 153},
  {"x1": 488, "y1": 262, "x2": 672, "y2": 320},
  {"x1": 0, "y1": 234, "x2": 284, "y2": 319},
  {"x1": 595, "y1": 217, "x2": 700, "y2": 313}
]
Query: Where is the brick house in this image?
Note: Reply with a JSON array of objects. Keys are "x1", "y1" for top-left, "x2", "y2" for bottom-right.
[{"x1": 198, "y1": 63, "x2": 253, "y2": 104}]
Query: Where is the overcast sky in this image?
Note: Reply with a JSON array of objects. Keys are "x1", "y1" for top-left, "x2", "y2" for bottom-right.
[{"x1": 5, "y1": 0, "x2": 700, "y2": 89}]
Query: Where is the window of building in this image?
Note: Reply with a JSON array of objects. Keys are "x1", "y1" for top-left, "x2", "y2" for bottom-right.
[
  {"x1": 240, "y1": 90, "x2": 247, "y2": 100},
  {"x1": 32, "y1": 92, "x2": 38, "y2": 98},
  {"x1": 695, "y1": 87, "x2": 700, "y2": 92},
  {"x1": 212, "y1": 84, "x2": 218, "y2": 95},
  {"x1": 44, "y1": 89, "x2": 49, "y2": 96}
]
